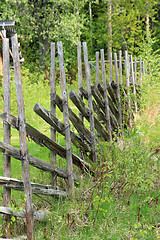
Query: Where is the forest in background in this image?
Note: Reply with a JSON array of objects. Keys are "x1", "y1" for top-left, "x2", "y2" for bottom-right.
[
  {"x1": 0, "y1": 0, "x2": 160, "y2": 77},
  {"x1": 0, "y1": 1, "x2": 160, "y2": 239}
]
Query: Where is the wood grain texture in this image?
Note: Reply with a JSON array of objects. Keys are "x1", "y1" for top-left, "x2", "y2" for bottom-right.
[{"x1": 11, "y1": 34, "x2": 34, "y2": 240}]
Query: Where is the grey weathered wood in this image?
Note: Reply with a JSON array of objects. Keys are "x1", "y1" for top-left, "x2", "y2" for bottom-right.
[
  {"x1": 50, "y1": 42, "x2": 57, "y2": 187},
  {"x1": 51, "y1": 93, "x2": 92, "y2": 145},
  {"x1": 77, "y1": 42, "x2": 83, "y2": 120},
  {"x1": 131, "y1": 55, "x2": 137, "y2": 112},
  {"x1": 100, "y1": 49, "x2": 112, "y2": 141},
  {"x1": 139, "y1": 56, "x2": 142, "y2": 85},
  {"x1": 125, "y1": 51, "x2": 130, "y2": 84},
  {"x1": 77, "y1": 42, "x2": 84, "y2": 159},
  {"x1": 69, "y1": 90, "x2": 109, "y2": 141},
  {"x1": 83, "y1": 42, "x2": 97, "y2": 162},
  {"x1": 57, "y1": 41, "x2": 74, "y2": 193},
  {"x1": 33, "y1": 103, "x2": 90, "y2": 154},
  {"x1": 0, "y1": 113, "x2": 91, "y2": 172},
  {"x1": 77, "y1": 42, "x2": 83, "y2": 101},
  {"x1": 0, "y1": 177, "x2": 67, "y2": 197},
  {"x1": 96, "y1": 51, "x2": 100, "y2": 85},
  {"x1": 95, "y1": 51, "x2": 101, "y2": 139},
  {"x1": 0, "y1": 207, "x2": 48, "y2": 222},
  {"x1": 95, "y1": 84, "x2": 119, "y2": 121},
  {"x1": 119, "y1": 50, "x2": 122, "y2": 84},
  {"x1": 92, "y1": 100, "x2": 118, "y2": 131},
  {"x1": 134, "y1": 57, "x2": 137, "y2": 84},
  {"x1": 80, "y1": 86, "x2": 118, "y2": 130},
  {"x1": 90, "y1": 86, "x2": 119, "y2": 123},
  {"x1": 79, "y1": 87, "x2": 88, "y2": 100},
  {"x1": 102, "y1": 82, "x2": 117, "y2": 105},
  {"x1": 125, "y1": 50, "x2": 131, "y2": 128},
  {"x1": 11, "y1": 34, "x2": 34, "y2": 240},
  {"x1": 0, "y1": 141, "x2": 80, "y2": 182},
  {"x1": 114, "y1": 52, "x2": 122, "y2": 128},
  {"x1": 109, "y1": 51, "x2": 112, "y2": 83},
  {"x1": 2, "y1": 37, "x2": 11, "y2": 238}
]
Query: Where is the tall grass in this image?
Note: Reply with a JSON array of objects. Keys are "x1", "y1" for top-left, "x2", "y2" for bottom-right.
[{"x1": 0, "y1": 65, "x2": 160, "y2": 239}]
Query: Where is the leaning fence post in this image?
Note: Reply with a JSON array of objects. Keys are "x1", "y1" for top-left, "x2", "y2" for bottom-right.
[
  {"x1": 83, "y1": 42, "x2": 97, "y2": 163},
  {"x1": 96, "y1": 51, "x2": 100, "y2": 85},
  {"x1": 57, "y1": 41, "x2": 74, "y2": 193},
  {"x1": 114, "y1": 52, "x2": 122, "y2": 128},
  {"x1": 50, "y1": 42, "x2": 57, "y2": 188},
  {"x1": 2, "y1": 37, "x2": 11, "y2": 238},
  {"x1": 131, "y1": 55, "x2": 137, "y2": 113},
  {"x1": 119, "y1": 50, "x2": 122, "y2": 84},
  {"x1": 11, "y1": 34, "x2": 34, "y2": 240},
  {"x1": 101, "y1": 49, "x2": 112, "y2": 141},
  {"x1": 125, "y1": 50, "x2": 132, "y2": 128},
  {"x1": 77, "y1": 42, "x2": 84, "y2": 159}
]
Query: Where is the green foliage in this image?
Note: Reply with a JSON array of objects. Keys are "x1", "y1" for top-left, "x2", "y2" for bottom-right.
[{"x1": 0, "y1": 0, "x2": 160, "y2": 77}]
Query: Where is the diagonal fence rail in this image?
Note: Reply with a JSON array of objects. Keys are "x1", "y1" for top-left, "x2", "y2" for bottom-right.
[{"x1": 0, "y1": 39, "x2": 145, "y2": 239}]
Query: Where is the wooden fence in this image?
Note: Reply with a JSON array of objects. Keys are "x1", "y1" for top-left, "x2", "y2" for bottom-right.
[{"x1": 0, "y1": 37, "x2": 145, "y2": 239}]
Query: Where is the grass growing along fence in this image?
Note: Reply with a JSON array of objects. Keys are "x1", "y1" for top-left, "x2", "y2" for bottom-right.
[{"x1": 0, "y1": 64, "x2": 160, "y2": 239}]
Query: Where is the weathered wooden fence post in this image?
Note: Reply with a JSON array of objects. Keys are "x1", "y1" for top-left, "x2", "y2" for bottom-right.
[
  {"x1": 95, "y1": 51, "x2": 101, "y2": 140},
  {"x1": 2, "y1": 37, "x2": 11, "y2": 238},
  {"x1": 134, "y1": 57, "x2": 137, "y2": 84},
  {"x1": 114, "y1": 52, "x2": 122, "y2": 128},
  {"x1": 119, "y1": 50, "x2": 122, "y2": 84},
  {"x1": 77, "y1": 42, "x2": 84, "y2": 159},
  {"x1": 109, "y1": 51, "x2": 112, "y2": 83},
  {"x1": 101, "y1": 49, "x2": 112, "y2": 141},
  {"x1": 11, "y1": 34, "x2": 34, "y2": 240},
  {"x1": 96, "y1": 51, "x2": 100, "y2": 85},
  {"x1": 50, "y1": 42, "x2": 57, "y2": 187},
  {"x1": 57, "y1": 41, "x2": 74, "y2": 193},
  {"x1": 78, "y1": 42, "x2": 83, "y2": 104},
  {"x1": 125, "y1": 50, "x2": 132, "y2": 128},
  {"x1": 83, "y1": 42, "x2": 97, "y2": 163},
  {"x1": 131, "y1": 55, "x2": 137, "y2": 113},
  {"x1": 139, "y1": 56, "x2": 142, "y2": 85}
]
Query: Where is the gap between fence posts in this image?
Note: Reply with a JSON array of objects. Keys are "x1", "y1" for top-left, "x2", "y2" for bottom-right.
[
  {"x1": 57, "y1": 41, "x2": 74, "y2": 194},
  {"x1": 83, "y1": 42, "x2": 97, "y2": 163},
  {"x1": 100, "y1": 49, "x2": 112, "y2": 142},
  {"x1": 11, "y1": 34, "x2": 34, "y2": 240},
  {"x1": 2, "y1": 37, "x2": 11, "y2": 238},
  {"x1": 50, "y1": 42, "x2": 57, "y2": 188}
]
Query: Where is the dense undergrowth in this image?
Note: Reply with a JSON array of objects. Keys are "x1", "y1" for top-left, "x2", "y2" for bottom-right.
[{"x1": 0, "y1": 66, "x2": 159, "y2": 239}]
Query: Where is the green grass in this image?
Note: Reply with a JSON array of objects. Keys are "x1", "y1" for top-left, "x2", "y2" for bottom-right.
[{"x1": 0, "y1": 67, "x2": 160, "y2": 239}]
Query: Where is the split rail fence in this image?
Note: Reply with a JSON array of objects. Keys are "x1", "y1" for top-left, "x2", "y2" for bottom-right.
[{"x1": 0, "y1": 37, "x2": 145, "y2": 239}]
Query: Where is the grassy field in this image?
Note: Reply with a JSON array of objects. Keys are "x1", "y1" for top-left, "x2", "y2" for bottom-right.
[{"x1": 0, "y1": 67, "x2": 160, "y2": 239}]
